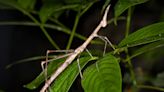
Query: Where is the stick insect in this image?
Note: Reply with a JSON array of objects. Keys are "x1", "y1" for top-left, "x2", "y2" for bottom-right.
[{"x1": 40, "y1": 4, "x2": 114, "y2": 92}]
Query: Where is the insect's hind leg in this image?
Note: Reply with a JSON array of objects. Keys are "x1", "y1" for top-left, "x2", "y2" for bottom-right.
[
  {"x1": 95, "y1": 35, "x2": 116, "y2": 56},
  {"x1": 41, "y1": 49, "x2": 74, "y2": 91}
]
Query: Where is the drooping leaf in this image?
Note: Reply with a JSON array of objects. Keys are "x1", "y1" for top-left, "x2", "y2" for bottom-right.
[
  {"x1": 39, "y1": 0, "x2": 97, "y2": 23},
  {"x1": 39, "y1": 1, "x2": 64, "y2": 23},
  {"x1": 17, "y1": 0, "x2": 36, "y2": 10},
  {"x1": 82, "y1": 54, "x2": 122, "y2": 92},
  {"x1": 114, "y1": 0, "x2": 149, "y2": 18},
  {"x1": 50, "y1": 56, "x2": 98, "y2": 92},
  {"x1": 24, "y1": 58, "x2": 64, "y2": 89},
  {"x1": 130, "y1": 40, "x2": 164, "y2": 59},
  {"x1": 118, "y1": 22, "x2": 164, "y2": 47},
  {"x1": 24, "y1": 56, "x2": 98, "y2": 91}
]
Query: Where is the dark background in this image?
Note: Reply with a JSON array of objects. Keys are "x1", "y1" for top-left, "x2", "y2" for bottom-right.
[{"x1": 0, "y1": 0, "x2": 164, "y2": 92}]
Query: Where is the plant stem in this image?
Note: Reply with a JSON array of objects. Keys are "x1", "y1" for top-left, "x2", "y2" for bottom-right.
[
  {"x1": 66, "y1": 14, "x2": 80, "y2": 49},
  {"x1": 17, "y1": 7, "x2": 60, "y2": 49},
  {"x1": 125, "y1": 7, "x2": 136, "y2": 85},
  {"x1": 40, "y1": 24, "x2": 60, "y2": 49},
  {"x1": 125, "y1": 7, "x2": 132, "y2": 38},
  {"x1": 0, "y1": 21, "x2": 102, "y2": 45},
  {"x1": 137, "y1": 85, "x2": 164, "y2": 91},
  {"x1": 25, "y1": 12, "x2": 60, "y2": 49}
]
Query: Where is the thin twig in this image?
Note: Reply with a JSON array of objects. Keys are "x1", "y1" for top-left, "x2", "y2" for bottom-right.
[{"x1": 40, "y1": 5, "x2": 111, "y2": 92}]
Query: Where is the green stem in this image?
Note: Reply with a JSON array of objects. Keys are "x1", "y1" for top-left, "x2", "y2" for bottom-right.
[
  {"x1": 137, "y1": 85, "x2": 164, "y2": 91},
  {"x1": 125, "y1": 7, "x2": 132, "y2": 38},
  {"x1": 66, "y1": 14, "x2": 80, "y2": 49},
  {"x1": 125, "y1": 7, "x2": 136, "y2": 85},
  {"x1": 40, "y1": 24, "x2": 60, "y2": 49},
  {"x1": 9, "y1": 4, "x2": 60, "y2": 49},
  {"x1": 0, "y1": 21, "x2": 102, "y2": 45},
  {"x1": 0, "y1": 2, "x2": 59, "y2": 49},
  {"x1": 24, "y1": 10, "x2": 60, "y2": 49},
  {"x1": 23, "y1": 11, "x2": 60, "y2": 49}
]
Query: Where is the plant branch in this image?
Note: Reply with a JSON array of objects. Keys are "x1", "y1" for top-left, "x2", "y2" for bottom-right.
[
  {"x1": 66, "y1": 13, "x2": 80, "y2": 49},
  {"x1": 137, "y1": 85, "x2": 164, "y2": 92},
  {"x1": 125, "y1": 7, "x2": 136, "y2": 86},
  {"x1": 0, "y1": 21, "x2": 102, "y2": 45},
  {"x1": 40, "y1": 5, "x2": 111, "y2": 92}
]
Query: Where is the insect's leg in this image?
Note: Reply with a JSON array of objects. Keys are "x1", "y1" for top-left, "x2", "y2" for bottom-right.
[
  {"x1": 48, "y1": 49, "x2": 74, "y2": 54},
  {"x1": 77, "y1": 54, "x2": 83, "y2": 79},
  {"x1": 42, "y1": 49, "x2": 74, "y2": 71},
  {"x1": 85, "y1": 48, "x2": 99, "y2": 72},
  {"x1": 41, "y1": 49, "x2": 74, "y2": 91},
  {"x1": 96, "y1": 35, "x2": 116, "y2": 56},
  {"x1": 85, "y1": 49, "x2": 93, "y2": 58}
]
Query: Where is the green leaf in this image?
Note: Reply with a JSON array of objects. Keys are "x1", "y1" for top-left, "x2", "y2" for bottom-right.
[
  {"x1": 50, "y1": 56, "x2": 98, "y2": 92},
  {"x1": 24, "y1": 56, "x2": 98, "y2": 90},
  {"x1": 24, "y1": 58, "x2": 64, "y2": 89},
  {"x1": 17, "y1": 0, "x2": 36, "y2": 10},
  {"x1": 39, "y1": 1, "x2": 64, "y2": 23},
  {"x1": 119, "y1": 22, "x2": 164, "y2": 47},
  {"x1": 114, "y1": 0, "x2": 148, "y2": 18},
  {"x1": 130, "y1": 40, "x2": 164, "y2": 59},
  {"x1": 82, "y1": 54, "x2": 122, "y2": 92}
]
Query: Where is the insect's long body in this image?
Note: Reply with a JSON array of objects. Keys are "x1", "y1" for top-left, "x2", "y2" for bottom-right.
[{"x1": 40, "y1": 5, "x2": 110, "y2": 92}]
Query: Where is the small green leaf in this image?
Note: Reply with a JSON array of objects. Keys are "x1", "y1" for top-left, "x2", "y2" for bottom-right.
[
  {"x1": 114, "y1": 0, "x2": 149, "y2": 18},
  {"x1": 24, "y1": 58, "x2": 64, "y2": 89},
  {"x1": 39, "y1": 1, "x2": 64, "y2": 23},
  {"x1": 82, "y1": 54, "x2": 122, "y2": 92},
  {"x1": 119, "y1": 22, "x2": 164, "y2": 47},
  {"x1": 131, "y1": 40, "x2": 164, "y2": 59},
  {"x1": 17, "y1": 0, "x2": 36, "y2": 10},
  {"x1": 50, "y1": 56, "x2": 98, "y2": 92},
  {"x1": 24, "y1": 56, "x2": 98, "y2": 91}
]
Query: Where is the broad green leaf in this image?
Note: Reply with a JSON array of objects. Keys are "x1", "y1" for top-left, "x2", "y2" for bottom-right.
[
  {"x1": 24, "y1": 58, "x2": 64, "y2": 89},
  {"x1": 24, "y1": 56, "x2": 97, "y2": 90},
  {"x1": 82, "y1": 54, "x2": 122, "y2": 92},
  {"x1": 17, "y1": 0, "x2": 36, "y2": 10},
  {"x1": 50, "y1": 56, "x2": 98, "y2": 92},
  {"x1": 119, "y1": 22, "x2": 164, "y2": 47},
  {"x1": 114, "y1": 0, "x2": 148, "y2": 18},
  {"x1": 130, "y1": 40, "x2": 164, "y2": 59},
  {"x1": 39, "y1": 1, "x2": 64, "y2": 23},
  {"x1": 39, "y1": 0, "x2": 97, "y2": 23}
]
